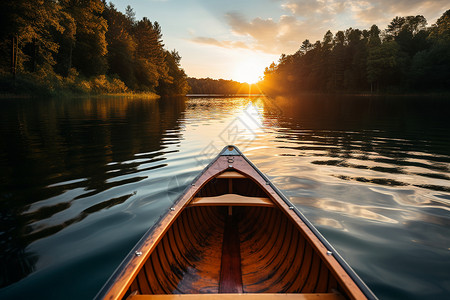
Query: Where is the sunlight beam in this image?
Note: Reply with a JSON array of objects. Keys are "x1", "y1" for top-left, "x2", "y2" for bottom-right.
[{"x1": 233, "y1": 56, "x2": 268, "y2": 84}]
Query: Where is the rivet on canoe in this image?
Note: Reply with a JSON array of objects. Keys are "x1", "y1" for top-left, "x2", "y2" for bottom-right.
[
  {"x1": 170, "y1": 207, "x2": 175, "y2": 211},
  {"x1": 96, "y1": 145, "x2": 378, "y2": 300}
]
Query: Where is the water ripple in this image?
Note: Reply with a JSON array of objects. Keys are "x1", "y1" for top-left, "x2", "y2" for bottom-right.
[{"x1": 1, "y1": 96, "x2": 449, "y2": 300}]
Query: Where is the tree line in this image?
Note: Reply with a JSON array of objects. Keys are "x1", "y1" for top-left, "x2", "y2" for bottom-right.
[
  {"x1": 260, "y1": 9, "x2": 450, "y2": 95},
  {"x1": 0, "y1": 0, "x2": 189, "y2": 96},
  {"x1": 187, "y1": 77, "x2": 260, "y2": 95}
]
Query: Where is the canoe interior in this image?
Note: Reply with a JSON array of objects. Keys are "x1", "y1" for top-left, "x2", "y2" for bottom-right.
[{"x1": 126, "y1": 176, "x2": 344, "y2": 297}]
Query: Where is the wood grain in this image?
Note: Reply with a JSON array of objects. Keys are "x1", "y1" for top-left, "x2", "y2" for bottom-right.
[
  {"x1": 128, "y1": 293, "x2": 346, "y2": 300},
  {"x1": 99, "y1": 151, "x2": 368, "y2": 300},
  {"x1": 219, "y1": 214, "x2": 243, "y2": 293},
  {"x1": 190, "y1": 194, "x2": 273, "y2": 207}
]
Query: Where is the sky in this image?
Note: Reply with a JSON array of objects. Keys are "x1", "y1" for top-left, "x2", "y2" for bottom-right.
[{"x1": 111, "y1": 0, "x2": 448, "y2": 82}]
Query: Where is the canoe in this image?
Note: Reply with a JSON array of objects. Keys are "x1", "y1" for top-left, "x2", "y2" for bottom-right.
[{"x1": 96, "y1": 146, "x2": 376, "y2": 300}]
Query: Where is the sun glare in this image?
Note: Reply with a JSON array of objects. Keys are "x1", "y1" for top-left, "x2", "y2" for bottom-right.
[{"x1": 233, "y1": 58, "x2": 266, "y2": 84}]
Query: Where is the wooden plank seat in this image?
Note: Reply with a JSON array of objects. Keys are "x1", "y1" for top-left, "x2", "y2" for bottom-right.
[
  {"x1": 127, "y1": 293, "x2": 346, "y2": 300},
  {"x1": 216, "y1": 171, "x2": 247, "y2": 179},
  {"x1": 189, "y1": 194, "x2": 274, "y2": 207}
]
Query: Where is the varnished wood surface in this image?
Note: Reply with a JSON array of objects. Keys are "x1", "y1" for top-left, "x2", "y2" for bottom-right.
[
  {"x1": 227, "y1": 156, "x2": 367, "y2": 300},
  {"x1": 98, "y1": 155, "x2": 231, "y2": 300},
  {"x1": 128, "y1": 293, "x2": 346, "y2": 300},
  {"x1": 97, "y1": 146, "x2": 370, "y2": 300},
  {"x1": 130, "y1": 207, "x2": 224, "y2": 294},
  {"x1": 195, "y1": 177, "x2": 268, "y2": 198},
  {"x1": 216, "y1": 171, "x2": 247, "y2": 179},
  {"x1": 128, "y1": 206, "x2": 342, "y2": 296},
  {"x1": 190, "y1": 194, "x2": 274, "y2": 207},
  {"x1": 219, "y1": 214, "x2": 243, "y2": 293},
  {"x1": 238, "y1": 207, "x2": 338, "y2": 294}
]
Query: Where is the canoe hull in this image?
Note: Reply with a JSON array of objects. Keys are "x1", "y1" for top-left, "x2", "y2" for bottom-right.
[
  {"x1": 96, "y1": 146, "x2": 376, "y2": 300},
  {"x1": 129, "y1": 205, "x2": 342, "y2": 295}
]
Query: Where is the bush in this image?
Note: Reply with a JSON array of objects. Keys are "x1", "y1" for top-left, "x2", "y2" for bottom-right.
[{"x1": 89, "y1": 75, "x2": 128, "y2": 93}]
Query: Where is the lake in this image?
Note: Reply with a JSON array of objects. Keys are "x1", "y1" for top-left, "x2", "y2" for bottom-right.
[{"x1": 0, "y1": 95, "x2": 449, "y2": 299}]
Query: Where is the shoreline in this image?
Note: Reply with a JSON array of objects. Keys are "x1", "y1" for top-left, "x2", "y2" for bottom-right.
[
  {"x1": 0, "y1": 92, "x2": 161, "y2": 100},
  {"x1": 261, "y1": 90, "x2": 450, "y2": 99}
]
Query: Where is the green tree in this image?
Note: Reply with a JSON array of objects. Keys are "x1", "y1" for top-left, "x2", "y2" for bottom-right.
[
  {"x1": 367, "y1": 25, "x2": 381, "y2": 47},
  {"x1": 367, "y1": 41, "x2": 408, "y2": 91},
  {"x1": 344, "y1": 28, "x2": 368, "y2": 90},
  {"x1": 299, "y1": 39, "x2": 312, "y2": 54},
  {"x1": 410, "y1": 41, "x2": 450, "y2": 90},
  {"x1": 429, "y1": 9, "x2": 450, "y2": 39},
  {"x1": 132, "y1": 18, "x2": 167, "y2": 91},
  {"x1": 103, "y1": 3, "x2": 136, "y2": 87},
  {"x1": 386, "y1": 15, "x2": 428, "y2": 56},
  {"x1": 63, "y1": 0, "x2": 108, "y2": 77},
  {"x1": 322, "y1": 30, "x2": 333, "y2": 50},
  {"x1": 134, "y1": 19, "x2": 165, "y2": 67},
  {"x1": 157, "y1": 50, "x2": 189, "y2": 96},
  {"x1": 259, "y1": 10, "x2": 450, "y2": 95},
  {"x1": 386, "y1": 16, "x2": 406, "y2": 39},
  {"x1": 54, "y1": 11, "x2": 76, "y2": 76},
  {"x1": 0, "y1": 0, "x2": 63, "y2": 74},
  {"x1": 411, "y1": 10, "x2": 450, "y2": 90},
  {"x1": 125, "y1": 5, "x2": 136, "y2": 25}
]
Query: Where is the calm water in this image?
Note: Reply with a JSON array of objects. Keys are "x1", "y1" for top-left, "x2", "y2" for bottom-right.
[{"x1": 0, "y1": 95, "x2": 449, "y2": 299}]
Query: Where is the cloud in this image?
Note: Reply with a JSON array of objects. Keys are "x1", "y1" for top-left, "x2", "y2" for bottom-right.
[
  {"x1": 223, "y1": 11, "x2": 336, "y2": 54},
  {"x1": 282, "y1": 0, "x2": 346, "y2": 17},
  {"x1": 351, "y1": 0, "x2": 448, "y2": 25},
  {"x1": 190, "y1": 1, "x2": 448, "y2": 56},
  {"x1": 191, "y1": 12, "x2": 316, "y2": 54},
  {"x1": 283, "y1": 0, "x2": 448, "y2": 26},
  {"x1": 226, "y1": 12, "x2": 288, "y2": 53},
  {"x1": 191, "y1": 37, "x2": 250, "y2": 49}
]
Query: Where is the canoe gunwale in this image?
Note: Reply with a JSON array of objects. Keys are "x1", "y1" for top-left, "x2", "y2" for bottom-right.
[
  {"x1": 95, "y1": 145, "x2": 377, "y2": 300},
  {"x1": 95, "y1": 150, "x2": 228, "y2": 300},
  {"x1": 216, "y1": 154, "x2": 370, "y2": 299},
  {"x1": 231, "y1": 146, "x2": 376, "y2": 300}
]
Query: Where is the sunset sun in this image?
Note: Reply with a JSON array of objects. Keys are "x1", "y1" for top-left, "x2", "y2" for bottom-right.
[{"x1": 233, "y1": 58, "x2": 267, "y2": 84}]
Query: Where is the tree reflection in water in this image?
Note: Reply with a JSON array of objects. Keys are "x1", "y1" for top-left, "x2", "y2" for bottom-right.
[{"x1": 0, "y1": 96, "x2": 187, "y2": 286}]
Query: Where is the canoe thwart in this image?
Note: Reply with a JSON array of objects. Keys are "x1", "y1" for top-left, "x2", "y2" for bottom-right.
[
  {"x1": 216, "y1": 171, "x2": 247, "y2": 179},
  {"x1": 127, "y1": 293, "x2": 346, "y2": 300},
  {"x1": 189, "y1": 194, "x2": 274, "y2": 207}
]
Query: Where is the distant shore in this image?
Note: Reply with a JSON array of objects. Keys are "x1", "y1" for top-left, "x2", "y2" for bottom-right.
[
  {"x1": 186, "y1": 91, "x2": 450, "y2": 98},
  {"x1": 0, "y1": 91, "x2": 160, "y2": 99},
  {"x1": 186, "y1": 93, "x2": 264, "y2": 97}
]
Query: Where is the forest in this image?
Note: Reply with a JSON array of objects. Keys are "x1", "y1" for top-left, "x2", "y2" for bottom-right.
[
  {"x1": 0, "y1": 0, "x2": 189, "y2": 96},
  {"x1": 260, "y1": 9, "x2": 450, "y2": 95},
  {"x1": 187, "y1": 77, "x2": 260, "y2": 95}
]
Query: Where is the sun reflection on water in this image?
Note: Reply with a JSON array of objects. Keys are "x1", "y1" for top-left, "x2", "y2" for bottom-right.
[{"x1": 1, "y1": 95, "x2": 449, "y2": 300}]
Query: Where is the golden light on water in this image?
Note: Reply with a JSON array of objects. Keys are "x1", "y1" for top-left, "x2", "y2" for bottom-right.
[
  {"x1": 228, "y1": 102, "x2": 265, "y2": 144},
  {"x1": 182, "y1": 99, "x2": 266, "y2": 153}
]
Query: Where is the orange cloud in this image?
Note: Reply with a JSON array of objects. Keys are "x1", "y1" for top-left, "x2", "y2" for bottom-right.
[
  {"x1": 349, "y1": 0, "x2": 449, "y2": 25},
  {"x1": 283, "y1": 0, "x2": 447, "y2": 26},
  {"x1": 190, "y1": 1, "x2": 448, "y2": 56},
  {"x1": 191, "y1": 12, "x2": 318, "y2": 54},
  {"x1": 191, "y1": 37, "x2": 250, "y2": 49}
]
